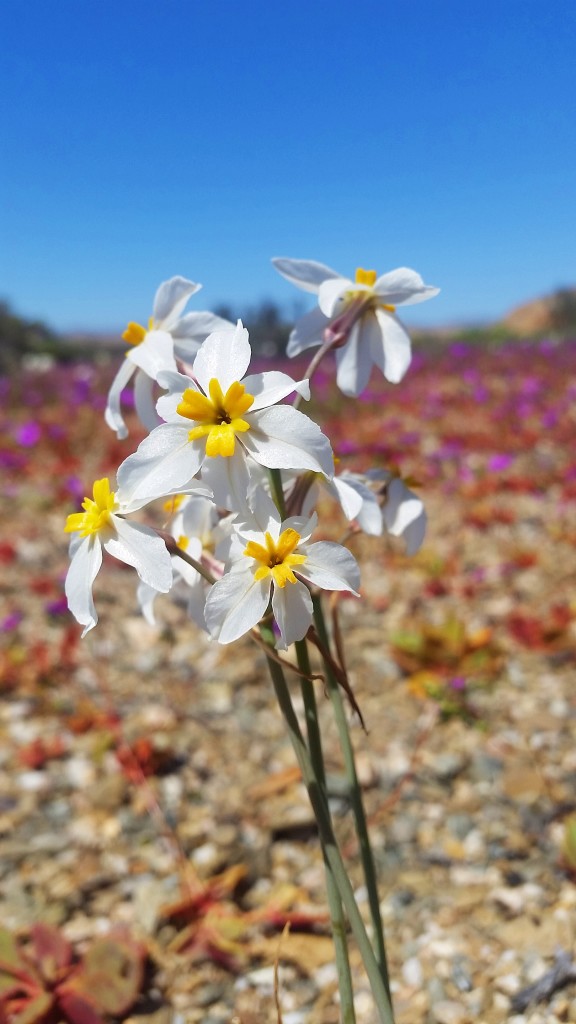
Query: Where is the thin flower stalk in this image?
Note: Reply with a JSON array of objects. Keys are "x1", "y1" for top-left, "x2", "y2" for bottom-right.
[
  {"x1": 295, "y1": 638, "x2": 356, "y2": 1023},
  {"x1": 312, "y1": 594, "x2": 391, "y2": 1001},
  {"x1": 260, "y1": 621, "x2": 395, "y2": 1024}
]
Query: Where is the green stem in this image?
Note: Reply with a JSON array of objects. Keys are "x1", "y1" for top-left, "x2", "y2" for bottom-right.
[
  {"x1": 268, "y1": 467, "x2": 287, "y2": 519},
  {"x1": 261, "y1": 622, "x2": 395, "y2": 1024},
  {"x1": 312, "y1": 595, "x2": 391, "y2": 1004},
  {"x1": 295, "y1": 639, "x2": 356, "y2": 1024}
]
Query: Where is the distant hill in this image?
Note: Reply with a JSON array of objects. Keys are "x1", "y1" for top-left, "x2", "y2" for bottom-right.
[{"x1": 501, "y1": 286, "x2": 576, "y2": 338}]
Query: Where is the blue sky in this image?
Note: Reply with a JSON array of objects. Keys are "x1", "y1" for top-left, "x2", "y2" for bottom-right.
[{"x1": 2, "y1": 0, "x2": 575, "y2": 332}]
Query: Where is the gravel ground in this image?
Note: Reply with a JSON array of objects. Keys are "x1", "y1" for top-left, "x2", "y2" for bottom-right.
[{"x1": 1, "y1": 349, "x2": 576, "y2": 1023}]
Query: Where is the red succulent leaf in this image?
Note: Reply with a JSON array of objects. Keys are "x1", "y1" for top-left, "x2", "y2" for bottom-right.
[
  {"x1": 30, "y1": 924, "x2": 72, "y2": 984},
  {"x1": 56, "y1": 989, "x2": 106, "y2": 1024},
  {"x1": 6, "y1": 990, "x2": 54, "y2": 1024},
  {"x1": 66, "y1": 934, "x2": 144, "y2": 1017},
  {"x1": 0, "y1": 928, "x2": 43, "y2": 993}
]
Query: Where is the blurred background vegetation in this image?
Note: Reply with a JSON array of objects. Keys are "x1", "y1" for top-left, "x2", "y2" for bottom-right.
[{"x1": 2, "y1": 286, "x2": 576, "y2": 374}]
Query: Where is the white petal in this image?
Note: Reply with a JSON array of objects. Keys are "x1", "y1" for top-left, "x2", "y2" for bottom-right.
[
  {"x1": 104, "y1": 358, "x2": 136, "y2": 439},
  {"x1": 403, "y1": 509, "x2": 427, "y2": 556},
  {"x1": 272, "y1": 580, "x2": 313, "y2": 649},
  {"x1": 205, "y1": 570, "x2": 270, "y2": 644},
  {"x1": 332, "y1": 477, "x2": 364, "y2": 521},
  {"x1": 318, "y1": 278, "x2": 351, "y2": 317},
  {"x1": 372, "y1": 309, "x2": 412, "y2": 383},
  {"x1": 382, "y1": 479, "x2": 426, "y2": 554},
  {"x1": 186, "y1": 577, "x2": 209, "y2": 631},
  {"x1": 153, "y1": 276, "x2": 201, "y2": 328},
  {"x1": 172, "y1": 310, "x2": 235, "y2": 345},
  {"x1": 335, "y1": 322, "x2": 373, "y2": 396},
  {"x1": 243, "y1": 407, "x2": 334, "y2": 476},
  {"x1": 271, "y1": 257, "x2": 342, "y2": 294},
  {"x1": 127, "y1": 330, "x2": 177, "y2": 379},
  {"x1": 286, "y1": 307, "x2": 328, "y2": 357},
  {"x1": 234, "y1": 487, "x2": 281, "y2": 542},
  {"x1": 193, "y1": 321, "x2": 251, "y2": 394},
  {"x1": 156, "y1": 369, "x2": 195, "y2": 396},
  {"x1": 65, "y1": 536, "x2": 103, "y2": 637},
  {"x1": 281, "y1": 511, "x2": 317, "y2": 543},
  {"x1": 374, "y1": 267, "x2": 440, "y2": 307},
  {"x1": 242, "y1": 371, "x2": 310, "y2": 409},
  {"x1": 117, "y1": 424, "x2": 202, "y2": 504},
  {"x1": 180, "y1": 496, "x2": 218, "y2": 539},
  {"x1": 137, "y1": 580, "x2": 160, "y2": 625},
  {"x1": 105, "y1": 518, "x2": 173, "y2": 591},
  {"x1": 298, "y1": 542, "x2": 360, "y2": 595},
  {"x1": 200, "y1": 447, "x2": 251, "y2": 512},
  {"x1": 134, "y1": 370, "x2": 162, "y2": 433}
]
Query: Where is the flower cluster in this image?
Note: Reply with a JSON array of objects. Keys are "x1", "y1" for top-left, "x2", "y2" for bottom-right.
[{"x1": 65, "y1": 262, "x2": 438, "y2": 647}]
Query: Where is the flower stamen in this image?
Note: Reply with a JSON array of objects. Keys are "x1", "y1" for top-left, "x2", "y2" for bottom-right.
[
  {"x1": 177, "y1": 378, "x2": 255, "y2": 458},
  {"x1": 64, "y1": 478, "x2": 118, "y2": 537},
  {"x1": 355, "y1": 268, "x2": 378, "y2": 288},
  {"x1": 244, "y1": 528, "x2": 307, "y2": 588}
]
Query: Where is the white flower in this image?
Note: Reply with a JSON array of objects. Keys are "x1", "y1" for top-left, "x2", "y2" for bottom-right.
[
  {"x1": 205, "y1": 490, "x2": 360, "y2": 649},
  {"x1": 272, "y1": 258, "x2": 439, "y2": 396},
  {"x1": 117, "y1": 321, "x2": 334, "y2": 513},
  {"x1": 300, "y1": 467, "x2": 426, "y2": 553},
  {"x1": 301, "y1": 469, "x2": 384, "y2": 536},
  {"x1": 105, "y1": 276, "x2": 234, "y2": 439},
  {"x1": 137, "y1": 492, "x2": 229, "y2": 632},
  {"x1": 378, "y1": 472, "x2": 427, "y2": 556},
  {"x1": 64, "y1": 477, "x2": 173, "y2": 637}
]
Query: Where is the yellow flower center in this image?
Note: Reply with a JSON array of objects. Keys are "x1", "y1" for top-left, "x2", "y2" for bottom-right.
[
  {"x1": 349, "y1": 268, "x2": 395, "y2": 313},
  {"x1": 176, "y1": 535, "x2": 189, "y2": 551},
  {"x1": 177, "y1": 378, "x2": 255, "y2": 458},
  {"x1": 122, "y1": 316, "x2": 155, "y2": 347},
  {"x1": 355, "y1": 267, "x2": 378, "y2": 288},
  {"x1": 244, "y1": 529, "x2": 307, "y2": 588},
  {"x1": 64, "y1": 478, "x2": 118, "y2": 538}
]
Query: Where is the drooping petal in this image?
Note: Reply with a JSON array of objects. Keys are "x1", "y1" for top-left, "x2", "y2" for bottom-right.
[
  {"x1": 272, "y1": 579, "x2": 313, "y2": 649},
  {"x1": 104, "y1": 518, "x2": 173, "y2": 591},
  {"x1": 193, "y1": 321, "x2": 251, "y2": 395},
  {"x1": 137, "y1": 580, "x2": 160, "y2": 626},
  {"x1": 134, "y1": 370, "x2": 162, "y2": 434},
  {"x1": 204, "y1": 570, "x2": 270, "y2": 644},
  {"x1": 374, "y1": 267, "x2": 440, "y2": 307},
  {"x1": 104, "y1": 358, "x2": 136, "y2": 439},
  {"x1": 382, "y1": 478, "x2": 427, "y2": 554},
  {"x1": 65, "y1": 535, "x2": 103, "y2": 637},
  {"x1": 286, "y1": 306, "x2": 329, "y2": 357},
  {"x1": 371, "y1": 309, "x2": 412, "y2": 384},
  {"x1": 332, "y1": 477, "x2": 365, "y2": 522},
  {"x1": 152, "y1": 276, "x2": 202, "y2": 328},
  {"x1": 403, "y1": 511, "x2": 427, "y2": 556},
  {"x1": 242, "y1": 371, "x2": 310, "y2": 409},
  {"x1": 272, "y1": 257, "x2": 342, "y2": 294},
  {"x1": 335, "y1": 322, "x2": 374, "y2": 396},
  {"x1": 117, "y1": 424, "x2": 202, "y2": 504},
  {"x1": 297, "y1": 542, "x2": 361, "y2": 595},
  {"x1": 243, "y1": 407, "x2": 334, "y2": 476},
  {"x1": 336, "y1": 475, "x2": 383, "y2": 535},
  {"x1": 318, "y1": 278, "x2": 351, "y2": 318}
]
